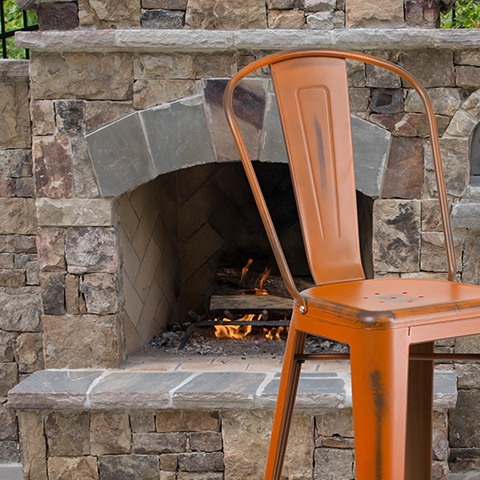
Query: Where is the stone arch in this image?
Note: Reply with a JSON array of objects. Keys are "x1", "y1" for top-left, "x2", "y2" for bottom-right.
[{"x1": 86, "y1": 78, "x2": 391, "y2": 198}]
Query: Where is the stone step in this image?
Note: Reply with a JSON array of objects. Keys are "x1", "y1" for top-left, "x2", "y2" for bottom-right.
[{"x1": 0, "y1": 464, "x2": 23, "y2": 480}]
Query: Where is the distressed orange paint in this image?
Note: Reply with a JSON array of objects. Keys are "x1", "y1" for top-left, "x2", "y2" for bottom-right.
[{"x1": 224, "y1": 50, "x2": 480, "y2": 480}]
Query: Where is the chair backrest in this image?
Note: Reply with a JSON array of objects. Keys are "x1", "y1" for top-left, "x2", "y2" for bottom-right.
[{"x1": 224, "y1": 50, "x2": 456, "y2": 303}]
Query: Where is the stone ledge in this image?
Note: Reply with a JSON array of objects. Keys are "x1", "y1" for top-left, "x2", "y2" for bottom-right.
[
  {"x1": 15, "y1": 28, "x2": 480, "y2": 54},
  {"x1": 0, "y1": 464, "x2": 23, "y2": 480},
  {"x1": 8, "y1": 368, "x2": 457, "y2": 412},
  {"x1": 0, "y1": 60, "x2": 29, "y2": 78}
]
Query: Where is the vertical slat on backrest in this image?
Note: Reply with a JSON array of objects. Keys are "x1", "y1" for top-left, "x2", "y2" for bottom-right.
[{"x1": 271, "y1": 56, "x2": 365, "y2": 285}]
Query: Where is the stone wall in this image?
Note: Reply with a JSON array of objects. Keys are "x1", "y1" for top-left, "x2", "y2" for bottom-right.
[
  {"x1": 32, "y1": 0, "x2": 447, "y2": 31},
  {"x1": 0, "y1": 60, "x2": 38, "y2": 467},
  {"x1": 4, "y1": 0, "x2": 480, "y2": 477}
]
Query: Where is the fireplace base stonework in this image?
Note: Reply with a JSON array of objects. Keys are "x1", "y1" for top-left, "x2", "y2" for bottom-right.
[{"x1": 9, "y1": 361, "x2": 456, "y2": 480}]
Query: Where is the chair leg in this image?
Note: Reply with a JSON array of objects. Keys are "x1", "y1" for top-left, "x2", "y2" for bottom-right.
[
  {"x1": 405, "y1": 342, "x2": 434, "y2": 480},
  {"x1": 350, "y1": 330, "x2": 411, "y2": 480},
  {"x1": 264, "y1": 318, "x2": 306, "y2": 480}
]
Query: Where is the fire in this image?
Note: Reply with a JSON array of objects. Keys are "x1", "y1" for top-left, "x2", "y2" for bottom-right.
[
  {"x1": 263, "y1": 326, "x2": 286, "y2": 341},
  {"x1": 255, "y1": 267, "x2": 271, "y2": 296},
  {"x1": 214, "y1": 314, "x2": 256, "y2": 339},
  {"x1": 214, "y1": 259, "x2": 284, "y2": 341}
]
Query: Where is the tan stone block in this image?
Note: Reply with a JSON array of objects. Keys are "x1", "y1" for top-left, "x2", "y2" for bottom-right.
[
  {"x1": 424, "y1": 137, "x2": 469, "y2": 198},
  {"x1": 132, "y1": 432, "x2": 187, "y2": 454},
  {"x1": 223, "y1": 410, "x2": 313, "y2": 480},
  {"x1": 314, "y1": 448, "x2": 354, "y2": 479},
  {"x1": 404, "y1": 88, "x2": 461, "y2": 116},
  {"x1": 133, "y1": 79, "x2": 198, "y2": 109},
  {"x1": 433, "y1": 411, "x2": 448, "y2": 461},
  {"x1": 85, "y1": 101, "x2": 135, "y2": 135},
  {"x1": 81, "y1": 273, "x2": 120, "y2": 314},
  {"x1": 33, "y1": 135, "x2": 73, "y2": 199},
  {"x1": 43, "y1": 314, "x2": 123, "y2": 369},
  {"x1": 267, "y1": 10, "x2": 305, "y2": 28},
  {"x1": 0, "y1": 290, "x2": 42, "y2": 333},
  {"x1": 0, "y1": 149, "x2": 32, "y2": 179},
  {"x1": 0, "y1": 81, "x2": 31, "y2": 149},
  {"x1": 0, "y1": 198, "x2": 37, "y2": 235},
  {"x1": 0, "y1": 402, "x2": 17, "y2": 441},
  {"x1": 0, "y1": 331, "x2": 16, "y2": 363},
  {"x1": 90, "y1": 411, "x2": 131, "y2": 455},
  {"x1": 462, "y1": 236, "x2": 480, "y2": 285},
  {"x1": 36, "y1": 198, "x2": 115, "y2": 227},
  {"x1": 455, "y1": 50, "x2": 480, "y2": 67},
  {"x1": 17, "y1": 332, "x2": 44, "y2": 374},
  {"x1": 134, "y1": 53, "x2": 195, "y2": 80},
  {"x1": 78, "y1": 0, "x2": 140, "y2": 27},
  {"x1": 185, "y1": 0, "x2": 267, "y2": 29},
  {"x1": 36, "y1": 228, "x2": 65, "y2": 271},
  {"x1": 193, "y1": 53, "x2": 236, "y2": 78},
  {"x1": 456, "y1": 66, "x2": 480, "y2": 87},
  {"x1": 70, "y1": 137, "x2": 100, "y2": 198},
  {"x1": 156, "y1": 410, "x2": 220, "y2": 432},
  {"x1": 65, "y1": 227, "x2": 120, "y2": 274},
  {"x1": 446, "y1": 109, "x2": 477, "y2": 137},
  {"x1": 315, "y1": 409, "x2": 354, "y2": 438},
  {"x1": 48, "y1": 456, "x2": 99, "y2": 480},
  {"x1": 400, "y1": 50, "x2": 455, "y2": 88},
  {"x1": 30, "y1": 53, "x2": 133, "y2": 101},
  {"x1": 31, "y1": 101, "x2": 55, "y2": 136},
  {"x1": 130, "y1": 411, "x2": 156, "y2": 433},
  {"x1": 0, "y1": 362, "x2": 18, "y2": 396},
  {"x1": 373, "y1": 199, "x2": 421, "y2": 273},
  {"x1": 0, "y1": 269, "x2": 25, "y2": 287},
  {"x1": 421, "y1": 231, "x2": 463, "y2": 273},
  {"x1": 45, "y1": 411, "x2": 90, "y2": 456},
  {"x1": 346, "y1": 0, "x2": 404, "y2": 26},
  {"x1": 18, "y1": 411, "x2": 48, "y2": 480},
  {"x1": 65, "y1": 274, "x2": 82, "y2": 314},
  {"x1": 421, "y1": 199, "x2": 443, "y2": 232}
]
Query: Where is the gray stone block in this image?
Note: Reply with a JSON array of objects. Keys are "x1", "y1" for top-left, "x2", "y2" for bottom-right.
[
  {"x1": 89, "y1": 371, "x2": 193, "y2": 408},
  {"x1": 141, "y1": 98, "x2": 215, "y2": 177},
  {"x1": 8, "y1": 370, "x2": 102, "y2": 409},
  {"x1": 173, "y1": 372, "x2": 265, "y2": 409},
  {"x1": 86, "y1": 112, "x2": 154, "y2": 197},
  {"x1": 452, "y1": 203, "x2": 480, "y2": 229},
  {"x1": 0, "y1": 464, "x2": 23, "y2": 480}
]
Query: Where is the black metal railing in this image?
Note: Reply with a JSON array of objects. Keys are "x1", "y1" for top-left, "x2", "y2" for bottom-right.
[{"x1": 1, "y1": 0, "x2": 38, "y2": 59}]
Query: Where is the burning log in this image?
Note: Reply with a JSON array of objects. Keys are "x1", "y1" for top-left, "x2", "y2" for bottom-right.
[
  {"x1": 210, "y1": 294, "x2": 293, "y2": 312},
  {"x1": 215, "y1": 267, "x2": 314, "y2": 298}
]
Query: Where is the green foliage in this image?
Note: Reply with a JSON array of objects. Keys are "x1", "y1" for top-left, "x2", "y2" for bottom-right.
[
  {"x1": 1, "y1": 0, "x2": 38, "y2": 59},
  {"x1": 441, "y1": 0, "x2": 480, "y2": 28}
]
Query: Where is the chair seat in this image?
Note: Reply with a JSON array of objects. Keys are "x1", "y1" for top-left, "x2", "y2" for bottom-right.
[{"x1": 301, "y1": 278, "x2": 480, "y2": 328}]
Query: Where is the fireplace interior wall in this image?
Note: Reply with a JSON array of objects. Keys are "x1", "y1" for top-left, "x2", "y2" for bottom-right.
[{"x1": 119, "y1": 161, "x2": 374, "y2": 354}]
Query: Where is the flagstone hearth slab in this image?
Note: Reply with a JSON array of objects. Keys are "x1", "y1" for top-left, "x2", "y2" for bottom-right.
[
  {"x1": 8, "y1": 369, "x2": 103, "y2": 410},
  {"x1": 8, "y1": 367, "x2": 457, "y2": 412}
]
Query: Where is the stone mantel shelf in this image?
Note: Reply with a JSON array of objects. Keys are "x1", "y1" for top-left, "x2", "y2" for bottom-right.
[{"x1": 15, "y1": 28, "x2": 480, "y2": 54}]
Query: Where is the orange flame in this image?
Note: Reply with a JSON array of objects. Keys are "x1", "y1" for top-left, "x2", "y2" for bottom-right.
[
  {"x1": 214, "y1": 314, "x2": 256, "y2": 340},
  {"x1": 263, "y1": 326, "x2": 287, "y2": 341},
  {"x1": 240, "y1": 259, "x2": 254, "y2": 286},
  {"x1": 255, "y1": 267, "x2": 271, "y2": 296}
]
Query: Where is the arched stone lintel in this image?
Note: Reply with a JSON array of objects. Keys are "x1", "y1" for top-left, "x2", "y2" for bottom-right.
[{"x1": 86, "y1": 79, "x2": 391, "y2": 198}]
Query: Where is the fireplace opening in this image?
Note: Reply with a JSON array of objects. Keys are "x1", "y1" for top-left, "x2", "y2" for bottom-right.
[{"x1": 118, "y1": 161, "x2": 373, "y2": 356}]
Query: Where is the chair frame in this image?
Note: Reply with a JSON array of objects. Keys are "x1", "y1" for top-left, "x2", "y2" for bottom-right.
[{"x1": 224, "y1": 49, "x2": 480, "y2": 480}]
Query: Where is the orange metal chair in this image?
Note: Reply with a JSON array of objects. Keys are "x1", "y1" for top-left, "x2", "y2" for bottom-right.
[{"x1": 223, "y1": 49, "x2": 480, "y2": 480}]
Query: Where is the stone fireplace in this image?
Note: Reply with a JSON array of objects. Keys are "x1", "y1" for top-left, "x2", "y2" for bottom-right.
[{"x1": 3, "y1": 0, "x2": 480, "y2": 478}]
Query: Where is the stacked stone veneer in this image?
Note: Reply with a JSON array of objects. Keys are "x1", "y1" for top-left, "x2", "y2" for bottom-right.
[
  {"x1": 2, "y1": 0, "x2": 480, "y2": 477},
  {"x1": 7, "y1": 368, "x2": 457, "y2": 480}
]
